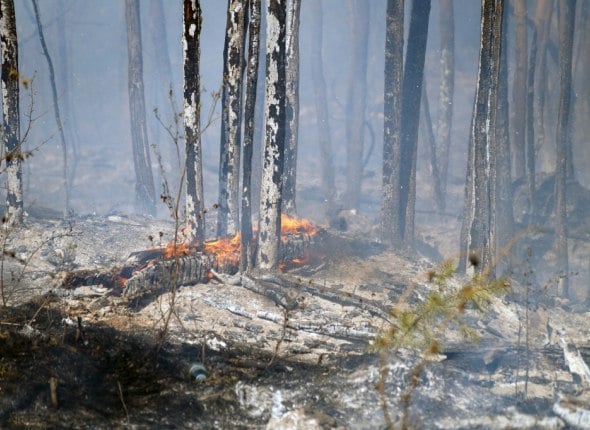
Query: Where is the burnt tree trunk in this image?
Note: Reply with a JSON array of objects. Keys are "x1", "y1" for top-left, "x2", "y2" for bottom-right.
[
  {"x1": 345, "y1": 0, "x2": 369, "y2": 210},
  {"x1": 281, "y1": 0, "x2": 301, "y2": 217},
  {"x1": 459, "y1": 0, "x2": 503, "y2": 274},
  {"x1": 495, "y1": 2, "x2": 514, "y2": 275},
  {"x1": 437, "y1": 0, "x2": 454, "y2": 211},
  {"x1": 240, "y1": 0, "x2": 261, "y2": 272},
  {"x1": 399, "y1": 0, "x2": 431, "y2": 244},
  {"x1": 257, "y1": 0, "x2": 286, "y2": 270},
  {"x1": 31, "y1": 0, "x2": 70, "y2": 216},
  {"x1": 526, "y1": 28, "x2": 538, "y2": 222},
  {"x1": 183, "y1": 0, "x2": 205, "y2": 245},
  {"x1": 0, "y1": 0, "x2": 23, "y2": 225},
  {"x1": 511, "y1": 0, "x2": 527, "y2": 180},
  {"x1": 420, "y1": 83, "x2": 444, "y2": 213},
  {"x1": 380, "y1": 0, "x2": 404, "y2": 246},
  {"x1": 217, "y1": 0, "x2": 247, "y2": 237},
  {"x1": 125, "y1": 0, "x2": 157, "y2": 216},
  {"x1": 309, "y1": 1, "x2": 336, "y2": 219},
  {"x1": 555, "y1": 0, "x2": 575, "y2": 298}
]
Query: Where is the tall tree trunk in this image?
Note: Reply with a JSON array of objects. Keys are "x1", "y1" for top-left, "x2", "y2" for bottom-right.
[
  {"x1": 437, "y1": 0, "x2": 454, "y2": 211},
  {"x1": 380, "y1": 0, "x2": 404, "y2": 246},
  {"x1": 399, "y1": 0, "x2": 431, "y2": 244},
  {"x1": 257, "y1": 0, "x2": 286, "y2": 270},
  {"x1": 526, "y1": 28, "x2": 537, "y2": 222},
  {"x1": 0, "y1": 0, "x2": 23, "y2": 225},
  {"x1": 31, "y1": 0, "x2": 70, "y2": 216},
  {"x1": 511, "y1": 0, "x2": 527, "y2": 179},
  {"x1": 345, "y1": 0, "x2": 369, "y2": 210},
  {"x1": 125, "y1": 0, "x2": 157, "y2": 216},
  {"x1": 555, "y1": 0, "x2": 575, "y2": 298},
  {"x1": 217, "y1": 0, "x2": 247, "y2": 237},
  {"x1": 281, "y1": 0, "x2": 301, "y2": 217},
  {"x1": 309, "y1": 1, "x2": 336, "y2": 220},
  {"x1": 240, "y1": 0, "x2": 261, "y2": 272},
  {"x1": 459, "y1": 0, "x2": 503, "y2": 274},
  {"x1": 183, "y1": 0, "x2": 205, "y2": 245},
  {"x1": 495, "y1": 1, "x2": 514, "y2": 275},
  {"x1": 420, "y1": 83, "x2": 444, "y2": 213}
]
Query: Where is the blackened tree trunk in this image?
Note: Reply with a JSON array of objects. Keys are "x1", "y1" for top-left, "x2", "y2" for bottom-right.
[
  {"x1": 32, "y1": 0, "x2": 70, "y2": 216},
  {"x1": 511, "y1": 0, "x2": 527, "y2": 179},
  {"x1": 240, "y1": 0, "x2": 261, "y2": 272},
  {"x1": 281, "y1": 0, "x2": 301, "y2": 217},
  {"x1": 125, "y1": 0, "x2": 157, "y2": 216},
  {"x1": 437, "y1": 0, "x2": 454, "y2": 211},
  {"x1": 380, "y1": 0, "x2": 404, "y2": 246},
  {"x1": 459, "y1": 0, "x2": 503, "y2": 274},
  {"x1": 257, "y1": 0, "x2": 286, "y2": 270},
  {"x1": 309, "y1": 1, "x2": 336, "y2": 219},
  {"x1": 420, "y1": 83, "x2": 444, "y2": 213},
  {"x1": 183, "y1": 0, "x2": 205, "y2": 244},
  {"x1": 217, "y1": 0, "x2": 247, "y2": 237},
  {"x1": 495, "y1": 1, "x2": 514, "y2": 275},
  {"x1": 0, "y1": 0, "x2": 23, "y2": 225},
  {"x1": 345, "y1": 0, "x2": 369, "y2": 210},
  {"x1": 399, "y1": 0, "x2": 431, "y2": 244},
  {"x1": 555, "y1": 0, "x2": 575, "y2": 298}
]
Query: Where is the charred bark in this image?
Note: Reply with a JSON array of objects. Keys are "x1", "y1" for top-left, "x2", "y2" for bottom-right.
[
  {"x1": 436, "y1": 0, "x2": 454, "y2": 211},
  {"x1": 0, "y1": 0, "x2": 23, "y2": 225},
  {"x1": 217, "y1": 0, "x2": 247, "y2": 237},
  {"x1": 240, "y1": 0, "x2": 261, "y2": 272},
  {"x1": 380, "y1": 0, "x2": 404, "y2": 246},
  {"x1": 459, "y1": 0, "x2": 503, "y2": 274},
  {"x1": 125, "y1": 0, "x2": 157, "y2": 216},
  {"x1": 308, "y1": 1, "x2": 336, "y2": 219},
  {"x1": 256, "y1": 0, "x2": 287, "y2": 270},
  {"x1": 183, "y1": 0, "x2": 205, "y2": 244},
  {"x1": 399, "y1": 0, "x2": 431, "y2": 244},
  {"x1": 281, "y1": 0, "x2": 301, "y2": 217},
  {"x1": 555, "y1": 0, "x2": 576, "y2": 298},
  {"x1": 345, "y1": 0, "x2": 369, "y2": 210}
]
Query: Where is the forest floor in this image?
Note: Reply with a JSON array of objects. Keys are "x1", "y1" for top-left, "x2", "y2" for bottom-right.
[{"x1": 0, "y1": 203, "x2": 589, "y2": 428}]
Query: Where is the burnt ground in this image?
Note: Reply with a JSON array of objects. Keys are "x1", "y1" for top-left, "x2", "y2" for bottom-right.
[{"x1": 0, "y1": 209, "x2": 589, "y2": 428}]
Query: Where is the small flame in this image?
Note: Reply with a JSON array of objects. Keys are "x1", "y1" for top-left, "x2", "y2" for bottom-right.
[
  {"x1": 204, "y1": 233, "x2": 241, "y2": 267},
  {"x1": 163, "y1": 240, "x2": 191, "y2": 259},
  {"x1": 280, "y1": 214, "x2": 319, "y2": 239}
]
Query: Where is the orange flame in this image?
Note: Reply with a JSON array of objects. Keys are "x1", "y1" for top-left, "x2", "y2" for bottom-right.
[
  {"x1": 163, "y1": 240, "x2": 191, "y2": 259},
  {"x1": 280, "y1": 214, "x2": 319, "y2": 238},
  {"x1": 204, "y1": 232, "x2": 241, "y2": 267}
]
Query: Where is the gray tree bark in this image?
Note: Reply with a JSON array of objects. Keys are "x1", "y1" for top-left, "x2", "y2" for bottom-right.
[
  {"x1": 0, "y1": 0, "x2": 23, "y2": 225},
  {"x1": 399, "y1": 0, "x2": 431, "y2": 244},
  {"x1": 345, "y1": 0, "x2": 369, "y2": 210},
  {"x1": 526, "y1": 28, "x2": 537, "y2": 222},
  {"x1": 217, "y1": 0, "x2": 247, "y2": 237},
  {"x1": 125, "y1": 0, "x2": 157, "y2": 216},
  {"x1": 436, "y1": 0, "x2": 454, "y2": 211},
  {"x1": 380, "y1": 0, "x2": 404, "y2": 246},
  {"x1": 459, "y1": 0, "x2": 504, "y2": 274},
  {"x1": 555, "y1": 0, "x2": 575, "y2": 298},
  {"x1": 281, "y1": 0, "x2": 301, "y2": 217},
  {"x1": 183, "y1": 0, "x2": 205, "y2": 245},
  {"x1": 257, "y1": 0, "x2": 286, "y2": 270},
  {"x1": 511, "y1": 0, "x2": 527, "y2": 179},
  {"x1": 240, "y1": 0, "x2": 261, "y2": 272},
  {"x1": 309, "y1": 1, "x2": 336, "y2": 219}
]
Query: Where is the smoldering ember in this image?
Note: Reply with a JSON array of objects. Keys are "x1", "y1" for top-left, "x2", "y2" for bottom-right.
[{"x1": 1, "y1": 1, "x2": 589, "y2": 429}]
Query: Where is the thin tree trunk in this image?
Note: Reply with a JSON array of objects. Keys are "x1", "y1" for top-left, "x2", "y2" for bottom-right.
[
  {"x1": 436, "y1": 0, "x2": 454, "y2": 210},
  {"x1": 495, "y1": 1, "x2": 514, "y2": 275},
  {"x1": 399, "y1": 0, "x2": 431, "y2": 244},
  {"x1": 31, "y1": 0, "x2": 70, "y2": 216},
  {"x1": 526, "y1": 28, "x2": 537, "y2": 222},
  {"x1": 0, "y1": 0, "x2": 23, "y2": 225},
  {"x1": 420, "y1": 83, "x2": 444, "y2": 213},
  {"x1": 217, "y1": 0, "x2": 247, "y2": 237},
  {"x1": 380, "y1": 0, "x2": 404, "y2": 246},
  {"x1": 511, "y1": 0, "x2": 527, "y2": 179},
  {"x1": 309, "y1": 1, "x2": 336, "y2": 219},
  {"x1": 555, "y1": 0, "x2": 575, "y2": 298},
  {"x1": 345, "y1": 0, "x2": 369, "y2": 210},
  {"x1": 184, "y1": 0, "x2": 205, "y2": 244},
  {"x1": 282, "y1": 0, "x2": 301, "y2": 217},
  {"x1": 257, "y1": 0, "x2": 286, "y2": 270},
  {"x1": 240, "y1": 0, "x2": 261, "y2": 272},
  {"x1": 125, "y1": 0, "x2": 157, "y2": 216},
  {"x1": 459, "y1": 0, "x2": 503, "y2": 274}
]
